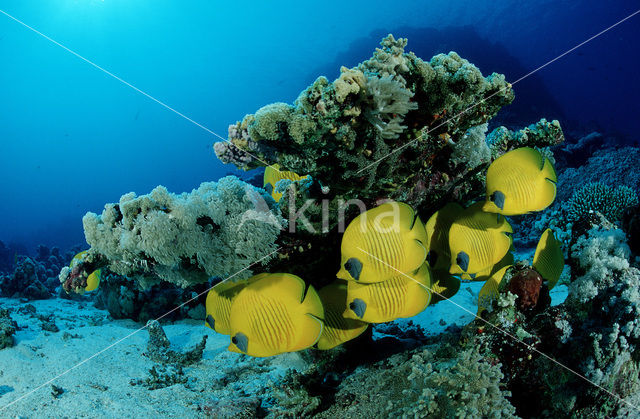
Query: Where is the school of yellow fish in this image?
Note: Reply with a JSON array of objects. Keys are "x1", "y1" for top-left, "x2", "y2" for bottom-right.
[{"x1": 203, "y1": 147, "x2": 564, "y2": 357}]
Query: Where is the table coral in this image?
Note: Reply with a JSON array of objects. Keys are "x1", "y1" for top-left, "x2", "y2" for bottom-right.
[{"x1": 215, "y1": 35, "x2": 516, "y2": 208}]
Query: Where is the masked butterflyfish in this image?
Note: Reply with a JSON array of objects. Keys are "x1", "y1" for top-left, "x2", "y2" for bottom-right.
[
  {"x1": 84, "y1": 269, "x2": 101, "y2": 292},
  {"x1": 344, "y1": 263, "x2": 432, "y2": 323},
  {"x1": 316, "y1": 281, "x2": 368, "y2": 350},
  {"x1": 205, "y1": 276, "x2": 263, "y2": 335},
  {"x1": 533, "y1": 229, "x2": 564, "y2": 290},
  {"x1": 483, "y1": 147, "x2": 557, "y2": 215},
  {"x1": 460, "y1": 250, "x2": 514, "y2": 282},
  {"x1": 263, "y1": 164, "x2": 308, "y2": 202},
  {"x1": 448, "y1": 202, "x2": 513, "y2": 276},
  {"x1": 337, "y1": 201, "x2": 428, "y2": 283},
  {"x1": 477, "y1": 265, "x2": 511, "y2": 316},
  {"x1": 69, "y1": 250, "x2": 88, "y2": 269},
  {"x1": 429, "y1": 270, "x2": 461, "y2": 305},
  {"x1": 228, "y1": 273, "x2": 324, "y2": 357},
  {"x1": 424, "y1": 202, "x2": 465, "y2": 272}
]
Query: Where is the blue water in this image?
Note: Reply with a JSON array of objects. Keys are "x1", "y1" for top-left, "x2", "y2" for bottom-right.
[{"x1": 1, "y1": 0, "x2": 638, "y2": 251}]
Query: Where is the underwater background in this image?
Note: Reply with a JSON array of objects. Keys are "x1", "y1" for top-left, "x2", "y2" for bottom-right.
[
  {"x1": 1, "y1": 0, "x2": 639, "y2": 251},
  {"x1": 1, "y1": 0, "x2": 640, "y2": 417}
]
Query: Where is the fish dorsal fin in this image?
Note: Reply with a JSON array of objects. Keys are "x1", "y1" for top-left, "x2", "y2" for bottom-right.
[
  {"x1": 533, "y1": 229, "x2": 564, "y2": 289},
  {"x1": 540, "y1": 155, "x2": 557, "y2": 183}
]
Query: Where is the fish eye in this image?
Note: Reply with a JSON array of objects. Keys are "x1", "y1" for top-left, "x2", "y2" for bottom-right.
[
  {"x1": 349, "y1": 302, "x2": 356, "y2": 310},
  {"x1": 231, "y1": 336, "x2": 237, "y2": 344}
]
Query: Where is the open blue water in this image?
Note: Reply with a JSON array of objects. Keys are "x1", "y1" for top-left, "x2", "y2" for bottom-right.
[{"x1": 1, "y1": 0, "x2": 638, "y2": 250}]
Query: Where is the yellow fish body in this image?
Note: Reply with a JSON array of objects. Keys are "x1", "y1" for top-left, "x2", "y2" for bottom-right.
[
  {"x1": 263, "y1": 164, "x2": 308, "y2": 202},
  {"x1": 337, "y1": 202, "x2": 428, "y2": 283},
  {"x1": 483, "y1": 147, "x2": 557, "y2": 215},
  {"x1": 424, "y1": 202, "x2": 465, "y2": 272},
  {"x1": 460, "y1": 249, "x2": 514, "y2": 282},
  {"x1": 228, "y1": 273, "x2": 324, "y2": 357},
  {"x1": 533, "y1": 229, "x2": 564, "y2": 289},
  {"x1": 477, "y1": 265, "x2": 511, "y2": 316},
  {"x1": 448, "y1": 202, "x2": 513, "y2": 276},
  {"x1": 69, "y1": 250, "x2": 88, "y2": 269},
  {"x1": 205, "y1": 276, "x2": 262, "y2": 335},
  {"x1": 316, "y1": 281, "x2": 368, "y2": 350},
  {"x1": 429, "y1": 269, "x2": 461, "y2": 305},
  {"x1": 344, "y1": 263, "x2": 432, "y2": 323},
  {"x1": 85, "y1": 269, "x2": 101, "y2": 292}
]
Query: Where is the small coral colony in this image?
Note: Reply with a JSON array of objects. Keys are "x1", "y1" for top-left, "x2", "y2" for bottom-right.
[{"x1": 59, "y1": 35, "x2": 565, "y2": 358}]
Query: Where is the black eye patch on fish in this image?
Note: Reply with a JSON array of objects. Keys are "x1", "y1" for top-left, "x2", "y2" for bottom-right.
[
  {"x1": 345, "y1": 258, "x2": 363, "y2": 281},
  {"x1": 205, "y1": 314, "x2": 215, "y2": 330},
  {"x1": 232, "y1": 332, "x2": 249, "y2": 353},
  {"x1": 349, "y1": 298, "x2": 367, "y2": 318},
  {"x1": 456, "y1": 251, "x2": 470, "y2": 272},
  {"x1": 491, "y1": 191, "x2": 505, "y2": 210}
]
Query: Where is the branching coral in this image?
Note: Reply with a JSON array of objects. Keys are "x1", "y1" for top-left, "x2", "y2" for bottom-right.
[
  {"x1": 566, "y1": 182, "x2": 639, "y2": 223},
  {"x1": 81, "y1": 176, "x2": 283, "y2": 288}
]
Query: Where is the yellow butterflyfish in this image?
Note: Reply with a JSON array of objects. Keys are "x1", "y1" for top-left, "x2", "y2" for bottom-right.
[
  {"x1": 337, "y1": 201, "x2": 428, "y2": 283},
  {"x1": 429, "y1": 270, "x2": 461, "y2": 305},
  {"x1": 344, "y1": 263, "x2": 432, "y2": 323},
  {"x1": 424, "y1": 202, "x2": 465, "y2": 272},
  {"x1": 263, "y1": 164, "x2": 308, "y2": 202},
  {"x1": 228, "y1": 273, "x2": 324, "y2": 357},
  {"x1": 448, "y1": 202, "x2": 513, "y2": 276},
  {"x1": 533, "y1": 228, "x2": 564, "y2": 289},
  {"x1": 316, "y1": 281, "x2": 368, "y2": 350},
  {"x1": 85, "y1": 269, "x2": 101, "y2": 292},
  {"x1": 204, "y1": 276, "x2": 262, "y2": 335},
  {"x1": 69, "y1": 250, "x2": 88, "y2": 269},
  {"x1": 483, "y1": 147, "x2": 557, "y2": 215}
]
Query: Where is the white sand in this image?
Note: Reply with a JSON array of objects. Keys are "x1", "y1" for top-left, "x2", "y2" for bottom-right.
[
  {"x1": 0, "y1": 273, "x2": 569, "y2": 418},
  {"x1": 0, "y1": 297, "x2": 305, "y2": 418}
]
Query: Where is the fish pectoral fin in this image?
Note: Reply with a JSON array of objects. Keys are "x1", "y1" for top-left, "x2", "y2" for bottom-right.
[
  {"x1": 404, "y1": 239, "x2": 427, "y2": 270},
  {"x1": 291, "y1": 314, "x2": 324, "y2": 351}
]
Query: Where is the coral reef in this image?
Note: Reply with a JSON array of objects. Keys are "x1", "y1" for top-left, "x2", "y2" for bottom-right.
[
  {"x1": 216, "y1": 35, "x2": 540, "y2": 215},
  {"x1": 81, "y1": 176, "x2": 283, "y2": 288},
  {"x1": 557, "y1": 146, "x2": 640, "y2": 202},
  {"x1": 622, "y1": 204, "x2": 640, "y2": 257},
  {"x1": 466, "y1": 213, "x2": 640, "y2": 417},
  {"x1": 566, "y1": 182, "x2": 638, "y2": 223},
  {"x1": 93, "y1": 272, "x2": 208, "y2": 323},
  {"x1": 0, "y1": 308, "x2": 17, "y2": 350},
  {"x1": 0, "y1": 257, "x2": 54, "y2": 300},
  {"x1": 314, "y1": 343, "x2": 516, "y2": 418}
]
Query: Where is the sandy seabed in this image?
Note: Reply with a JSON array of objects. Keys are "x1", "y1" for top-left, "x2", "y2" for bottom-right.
[{"x1": 0, "y1": 280, "x2": 568, "y2": 418}]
